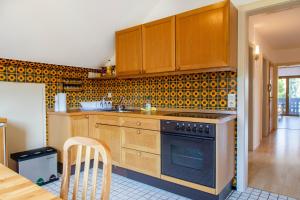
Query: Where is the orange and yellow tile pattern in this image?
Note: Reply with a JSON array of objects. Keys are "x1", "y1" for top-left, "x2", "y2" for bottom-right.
[
  {"x1": 100, "y1": 71, "x2": 237, "y2": 111},
  {"x1": 0, "y1": 58, "x2": 102, "y2": 108},
  {"x1": 0, "y1": 58, "x2": 237, "y2": 111}
]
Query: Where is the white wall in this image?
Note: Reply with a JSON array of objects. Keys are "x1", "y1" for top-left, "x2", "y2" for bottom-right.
[
  {"x1": 144, "y1": 0, "x2": 258, "y2": 22},
  {"x1": 249, "y1": 19, "x2": 275, "y2": 62},
  {"x1": 249, "y1": 52, "x2": 263, "y2": 151},
  {"x1": 273, "y1": 48, "x2": 300, "y2": 64},
  {"x1": 0, "y1": 82, "x2": 46, "y2": 169},
  {"x1": 249, "y1": 16, "x2": 300, "y2": 64}
]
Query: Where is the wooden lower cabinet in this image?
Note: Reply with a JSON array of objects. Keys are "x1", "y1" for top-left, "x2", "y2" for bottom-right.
[
  {"x1": 121, "y1": 127, "x2": 160, "y2": 154},
  {"x1": 89, "y1": 124, "x2": 121, "y2": 165},
  {"x1": 89, "y1": 114, "x2": 161, "y2": 176},
  {"x1": 0, "y1": 124, "x2": 7, "y2": 165},
  {"x1": 48, "y1": 114, "x2": 90, "y2": 163},
  {"x1": 121, "y1": 148, "x2": 160, "y2": 178},
  {"x1": 70, "y1": 115, "x2": 89, "y2": 163},
  {"x1": 71, "y1": 115, "x2": 89, "y2": 137}
]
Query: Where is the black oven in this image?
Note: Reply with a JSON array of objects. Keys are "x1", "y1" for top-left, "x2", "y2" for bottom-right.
[{"x1": 161, "y1": 120, "x2": 216, "y2": 188}]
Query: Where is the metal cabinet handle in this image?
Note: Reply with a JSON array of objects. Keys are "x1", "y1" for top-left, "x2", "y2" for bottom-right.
[
  {"x1": 137, "y1": 151, "x2": 142, "y2": 157},
  {"x1": 136, "y1": 121, "x2": 141, "y2": 126},
  {"x1": 85, "y1": 115, "x2": 89, "y2": 119},
  {"x1": 137, "y1": 130, "x2": 141, "y2": 134}
]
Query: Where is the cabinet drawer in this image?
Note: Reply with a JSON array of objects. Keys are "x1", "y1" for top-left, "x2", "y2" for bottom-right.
[
  {"x1": 121, "y1": 148, "x2": 160, "y2": 177},
  {"x1": 91, "y1": 115, "x2": 121, "y2": 126},
  {"x1": 121, "y1": 128, "x2": 160, "y2": 154},
  {"x1": 92, "y1": 115, "x2": 160, "y2": 131},
  {"x1": 120, "y1": 117, "x2": 160, "y2": 130}
]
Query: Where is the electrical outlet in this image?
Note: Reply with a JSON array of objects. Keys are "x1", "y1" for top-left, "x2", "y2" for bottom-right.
[
  {"x1": 228, "y1": 94, "x2": 236, "y2": 108},
  {"x1": 107, "y1": 93, "x2": 112, "y2": 98}
]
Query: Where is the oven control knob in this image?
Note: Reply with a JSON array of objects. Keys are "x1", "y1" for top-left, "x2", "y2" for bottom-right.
[
  {"x1": 204, "y1": 126, "x2": 210, "y2": 134},
  {"x1": 176, "y1": 123, "x2": 180, "y2": 130},
  {"x1": 180, "y1": 124, "x2": 185, "y2": 131},
  {"x1": 192, "y1": 126, "x2": 197, "y2": 132},
  {"x1": 186, "y1": 125, "x2": 191, "y2": 131},
  {"x1": 199, "y1": 125, "x2": 203, "y2": 133}
]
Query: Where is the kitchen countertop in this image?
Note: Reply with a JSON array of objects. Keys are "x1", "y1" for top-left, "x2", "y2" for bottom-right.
[{"x1": 48, "y1": 109, "x2": 236, "y2": 124}]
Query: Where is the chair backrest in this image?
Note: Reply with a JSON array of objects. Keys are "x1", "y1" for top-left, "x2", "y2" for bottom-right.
[{"x1": 60, "y1": 136, "x2": 112, "y2": 200}]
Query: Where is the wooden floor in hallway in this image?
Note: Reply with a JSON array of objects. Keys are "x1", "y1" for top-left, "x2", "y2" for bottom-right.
[
  {"x1": 249, "y1": 116, "x2": 300, "y2": 199},
  {"x1": 278, "y1": 115, "x2": 300, "y2": 130}
]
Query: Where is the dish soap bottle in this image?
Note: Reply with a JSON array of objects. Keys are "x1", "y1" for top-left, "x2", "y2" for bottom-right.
[{"x1": 145, "y1": 97, "x2": 151, "y2": 111}]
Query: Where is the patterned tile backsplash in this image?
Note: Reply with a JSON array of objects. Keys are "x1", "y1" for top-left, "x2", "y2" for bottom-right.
[
  {"x1": 99, "y1": 71, "x2": 237, "y2": 111},
  {"x1": 0, "y1": 58, "x2": 237, "y2": 111},
  {"x1": 0, "y1": 58, "x2": 102, "y2": 108}
]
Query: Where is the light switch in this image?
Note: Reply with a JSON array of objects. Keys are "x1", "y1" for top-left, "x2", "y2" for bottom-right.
[
  {"x1": 228, "y1": 94, "x2": 236, "y2": 108},
  {"x1": 107, "y1": 93, "x2": 112, "y2": 98}
]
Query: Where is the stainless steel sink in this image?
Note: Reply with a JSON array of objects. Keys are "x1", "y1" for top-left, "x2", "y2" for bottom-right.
[
  {"x1": 99, "y1": 109, "x2": 135, "y2": 113},
  {"x1": 114, "y1": 110, "x2": 133, "y2": 113}
]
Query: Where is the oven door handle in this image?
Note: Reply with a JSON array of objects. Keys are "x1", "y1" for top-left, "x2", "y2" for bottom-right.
[{"x1": 161, "y1": 132, "x2": 215, "y2": 141}]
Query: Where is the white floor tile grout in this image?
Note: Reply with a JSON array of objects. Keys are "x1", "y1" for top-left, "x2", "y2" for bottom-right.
[{"x1": 42, "y1": 169, "x2": 297, "y2": 200}]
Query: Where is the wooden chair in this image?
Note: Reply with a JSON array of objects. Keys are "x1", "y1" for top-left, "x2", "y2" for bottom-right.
[{"x1": 60, "y1": 136, "x2": 112, "y2": 200}]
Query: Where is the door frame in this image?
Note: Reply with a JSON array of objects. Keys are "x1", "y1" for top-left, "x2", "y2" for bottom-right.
[
  {"x1": 278, "y1": 76, "x2": 300, "y2": 116},
  {"x1": 237, "y1": 0, "x2": 297, "y2": 192}
]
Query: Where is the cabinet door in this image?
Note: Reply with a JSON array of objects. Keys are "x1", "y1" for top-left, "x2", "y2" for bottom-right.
[
  {"x1": 176, "y1": 2, "x2": 228, "y2": 70},
  {"x1": 70, "y1": 115, "x2": 89, "y2": 163},
  {"x1": 142, "y1": 16, "x2": 175, "y2": 73},
  {"x1": 0, "y1": 126, "x2": 6, "y2": 165},
  {"x1": 116, "y1": 25, "x2": 143, "y2": 76},
  {"x1": 90, "y1": 124, "x2": 121, "y2": 164},
  {"x1": 71, "y1": 115, "x2": 89, "y2": 137}
]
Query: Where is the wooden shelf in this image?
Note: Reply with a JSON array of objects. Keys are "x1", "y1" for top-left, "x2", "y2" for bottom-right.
[
  {"x1": 62, "y1": 78, "x2": 83, "y2": 92},
  {"x1": 88, "y1": 76, "x2": 117, "y2": 80},
  {"x1": 62, "y1": 81, "x2": 83, "y2": 85},
  {"x1": 64, "y1": 88, "x2": 83, "y2": 92}
]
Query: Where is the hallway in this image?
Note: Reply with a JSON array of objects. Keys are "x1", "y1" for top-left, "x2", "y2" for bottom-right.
[
  {"x1": 248, "y1": 116, "x2": 300, "y2": 199},
  {"x1": 278, "y1": 116, "x2": 300, "y2": 129}
]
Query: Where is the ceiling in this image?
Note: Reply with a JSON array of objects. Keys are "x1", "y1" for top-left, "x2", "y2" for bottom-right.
[
  {"x1": 250, "y1": 5, "x2": 300, "y2": 50},
  {"x1": 0, "y1": 0, "x2": 257, "y2": 69}
]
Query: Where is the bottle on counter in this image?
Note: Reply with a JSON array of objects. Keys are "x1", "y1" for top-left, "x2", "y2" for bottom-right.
[{"x1": 145, "y1": 97, "x2": 151, "y2": 111}]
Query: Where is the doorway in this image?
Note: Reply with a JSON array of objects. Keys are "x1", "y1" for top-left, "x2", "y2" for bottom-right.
[
  {"x1": 247, "y1": 4, "x2": 300, "y2": 199},
  {"x1": 278, "y1": 68, "x2": 300, "y2": 131},
  {"x1": 278, "y1": 77, "x2": 300, "y2": 116}
]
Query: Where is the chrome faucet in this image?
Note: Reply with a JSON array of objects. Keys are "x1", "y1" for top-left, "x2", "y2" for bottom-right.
[{"x1": 115, "y1": 96, "x2": 125, "y2": 111}]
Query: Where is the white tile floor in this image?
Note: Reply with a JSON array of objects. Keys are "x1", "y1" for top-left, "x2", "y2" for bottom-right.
[
  {"x1": 42, "y1": 169, "x2": 298, "y2": 200},
  {"x1": 228, "y1": 188, "x2": 297, "y2": 200}
]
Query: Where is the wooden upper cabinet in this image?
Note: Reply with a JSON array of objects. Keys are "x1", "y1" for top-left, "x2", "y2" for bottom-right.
[
  {"x1": 115, "y1": 1, "x2": 237, "y2": 75},
  {"x1": 176, "y1": 1, "x2": 237, "y2": 71},
  {"x1": 142, "y1": 16, "x2": 175, "y2": 74},
  {"x1": 116, "y1": 25, "x2": 143, "y2": 76}
]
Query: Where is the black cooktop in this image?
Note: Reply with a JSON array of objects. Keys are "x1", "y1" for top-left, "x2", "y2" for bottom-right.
[{"x1": 164, "y1": 112, "x2": 229, "y2": 119}]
